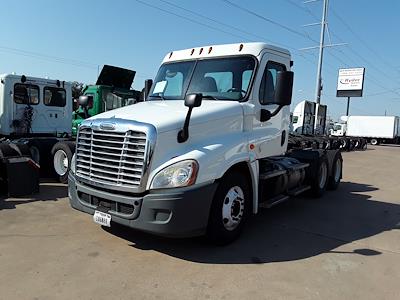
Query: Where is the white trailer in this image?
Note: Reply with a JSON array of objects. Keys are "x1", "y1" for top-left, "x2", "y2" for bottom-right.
[{"x1": 333, "y1": 116, "x2": 400, "y2": 145}]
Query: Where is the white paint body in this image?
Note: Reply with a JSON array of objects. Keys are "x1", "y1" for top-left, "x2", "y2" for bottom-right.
[
  {"x1": 330, "y1": 123, "x2": 347, "y2": 136},
  {"x1": 0, "y1": 74, "x2": 72, "y2": 136},
  {"x1": 292, "y1": 100, "x2": 315, "y2": 135},
  {"x1": 86, "y1": 42, "x2": 292, "y2": 213},
  {"x1": 346, "y1": 116, "x2": 399, "y2": 139}
]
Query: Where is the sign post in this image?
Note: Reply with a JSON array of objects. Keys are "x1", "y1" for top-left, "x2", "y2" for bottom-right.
[{"x1": 336, "y1": 67, "x2": 365, "y2": 116}]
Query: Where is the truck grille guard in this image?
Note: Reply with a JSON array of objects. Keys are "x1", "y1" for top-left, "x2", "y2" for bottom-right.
[{"x1": 74, "y1": 118, "x2": 156, "y2": 194}]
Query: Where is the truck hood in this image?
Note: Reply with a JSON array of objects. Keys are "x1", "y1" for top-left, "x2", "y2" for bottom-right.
[{"x1": 88, "y1": 100, "x2": 243, "y2": 133}]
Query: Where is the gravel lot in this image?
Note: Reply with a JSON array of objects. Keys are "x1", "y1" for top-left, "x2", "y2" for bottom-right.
[{"x1": 1, "y1": 145, "x2": 399, "y2": 300}]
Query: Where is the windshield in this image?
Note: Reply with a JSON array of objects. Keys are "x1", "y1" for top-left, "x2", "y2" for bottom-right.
[
  {"x1": 104, "y1": 91, "x2": 136, "y2": 111},
  {"x1": 333, "y1": 124, "x2": 342, "y2": 131},
  {"x1": 148, "y1": 56, "x2": 256, "y2": 101}
]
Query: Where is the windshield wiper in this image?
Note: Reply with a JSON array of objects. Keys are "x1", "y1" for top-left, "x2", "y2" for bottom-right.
[
  {"x1": 149, "y1": 94, "x2": 165, "y2": 100},
  {"x1": 202, "y1": 95, "x2": 219, "y2": 100}
]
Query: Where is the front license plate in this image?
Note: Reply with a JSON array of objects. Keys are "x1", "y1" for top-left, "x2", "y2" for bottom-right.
[{"x1": 93, "y1": 211, "x2": 111, "y2": 227}]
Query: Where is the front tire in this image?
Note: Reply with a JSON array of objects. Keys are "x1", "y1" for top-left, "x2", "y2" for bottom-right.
[
  {"x1": 51, "y1": 142, "x2": 74, "y2": 183},
  {"x1": 207, "y1": 171, "x2": 251, "y2": 245}
]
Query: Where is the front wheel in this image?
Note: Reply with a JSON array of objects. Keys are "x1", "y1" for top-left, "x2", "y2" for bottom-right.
[
  {"x1": 51, "y1": 142, "x2": 74, "y2": 183},
  {"x1": 207, "y1": 171, "x2": 251, "y2": 245}
]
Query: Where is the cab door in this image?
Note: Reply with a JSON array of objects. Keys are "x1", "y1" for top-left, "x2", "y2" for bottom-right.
[
  {"x1": 250, "y1": 51, "x2": 291, "y2": 159},
  {"x1": 41, "y1": 86, "x2": 69, "y2": 134},
  {"x1": 12, "y1": 83, "x2": 40, "y2": 134}
]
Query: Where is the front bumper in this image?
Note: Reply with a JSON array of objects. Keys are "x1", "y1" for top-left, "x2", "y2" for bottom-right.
[{"x1": 68, "y1": 173, "x2": 218, "y2": 238}]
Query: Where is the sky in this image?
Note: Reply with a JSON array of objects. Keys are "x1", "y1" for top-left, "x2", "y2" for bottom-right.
[{"x1": 0, "y1": 0, "x2": 399, "y2": 120}]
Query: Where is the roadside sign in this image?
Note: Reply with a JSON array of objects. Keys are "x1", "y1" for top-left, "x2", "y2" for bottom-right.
[{"x1": 336, "y1": 67, "x2": 365, "y2": 97}]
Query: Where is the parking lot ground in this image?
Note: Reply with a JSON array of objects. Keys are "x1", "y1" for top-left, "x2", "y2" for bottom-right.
[{"x1": 1, "y1": 145, "x2": 400, "y2": 300}]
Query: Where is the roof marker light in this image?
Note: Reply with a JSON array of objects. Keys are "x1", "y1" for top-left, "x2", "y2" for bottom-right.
[
  {"x1": 239, "y1": 44, "x2": 244, "y2": 52},
  {"x1": 208, "y1": 47, "x2": 213, "y2": 54},
  {"x1": 190, "y1": 49, "x2": 195, "y2": 55},
  {"x1": 169, "y1": 52, "x2": 173, "y2": 59},
  {"x1": 199, "y1": 48, "x2": 203, "y2": 55}
]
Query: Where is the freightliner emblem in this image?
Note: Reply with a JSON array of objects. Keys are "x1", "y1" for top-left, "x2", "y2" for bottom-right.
[{"x1": 100, "y1": 122, "x2": 116, "y2": 130}]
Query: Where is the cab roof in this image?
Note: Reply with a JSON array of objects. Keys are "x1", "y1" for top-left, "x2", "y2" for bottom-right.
[
  {"x1": 162, "y1": 42, "x2": 291, "y2": 63},
  {"x1": 0, "y1": 73, "x2": 71, "y2": 87}
]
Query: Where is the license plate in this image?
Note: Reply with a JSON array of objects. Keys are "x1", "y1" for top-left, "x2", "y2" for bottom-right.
[{"x1": 93, "y1": 211, "x2": 111, "y2": 227}]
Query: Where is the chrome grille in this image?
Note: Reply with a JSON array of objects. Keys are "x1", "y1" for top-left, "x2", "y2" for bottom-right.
[{"x1": 75, "y1": 127, "x2": 147, "y2": 189}]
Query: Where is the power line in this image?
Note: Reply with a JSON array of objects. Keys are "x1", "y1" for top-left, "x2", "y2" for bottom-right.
[
  {"x1": 330, "y1": 8, "x2": 394, "y2": 70},
  {"x1": 284, "y1": 0, "x2": 400, "y2": 99},
  {"x1": 134, "y1": 0, "x2": 249, "y2": 41},
  {"x1": 138, "y1": 0, "x2": 321, "y2": 71},
  {"x1": 0, "y1": 46, "x2": 98, "y2": 69},
  {"x1": 221, "y1": 0, "x2": 319, "y2": 44}
]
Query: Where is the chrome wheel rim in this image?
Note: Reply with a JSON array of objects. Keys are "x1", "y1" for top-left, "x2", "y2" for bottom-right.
[
  {"x1": 222, "y1": 186, "x2": 245, "y2": 231},
  {"x1": 319, "y1": 162, "x2": 328, "y2": 189},
  {"x1": 54, "y1": 149, "x2": 68, "y2": 176}
]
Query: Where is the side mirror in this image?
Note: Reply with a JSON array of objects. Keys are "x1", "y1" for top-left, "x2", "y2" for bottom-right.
[
  {"x1": 177, "y1": 93, "x2": 203, "y2": 143},
  {"x1": 274, "y1": 71, "x2": 294, "y2": 106},
  {"x1": 184, "y1": 93, "x2": 202, "y2": 108},
  {"x1": 78, "y1": 95, "x2": 93, "y2": 107},
  {"x1": 144, "y1": 79, "x2": 153, "y2": 100}
]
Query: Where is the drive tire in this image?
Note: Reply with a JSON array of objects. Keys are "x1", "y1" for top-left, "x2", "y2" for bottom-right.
[
  {"x1": 207, "y1": 171, "x2": 251, "y2": 246},
  {"x1": 51, "y1": 142, "x2": 75, "y2": 184},
  {"x1": 328, "y1": 152, "x2": 342, "y2": 190},
  {"x1": 370, "y1": 138, "x2": 379, "y2": 146},
  {"x1": 310, "y1": 155, "x2": 329, "y2": 198}
]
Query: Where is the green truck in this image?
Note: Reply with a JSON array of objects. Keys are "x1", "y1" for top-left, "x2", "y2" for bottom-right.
[{"x1": 52, "y1": 65, "x2": 143, "y2": 183}]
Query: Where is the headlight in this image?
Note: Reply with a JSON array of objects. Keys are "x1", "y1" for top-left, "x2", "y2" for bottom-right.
[
  {"x1": 150, "y1": 160, "x2": 198, "y2": 189},
  {"x1": 70, "y1": 154, "x2": 76, "y2": 174}
]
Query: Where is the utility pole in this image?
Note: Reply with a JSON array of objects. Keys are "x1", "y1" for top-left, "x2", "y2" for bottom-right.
[{"x1": 315, "y1": 0, "x2": 328, "y2": 104}]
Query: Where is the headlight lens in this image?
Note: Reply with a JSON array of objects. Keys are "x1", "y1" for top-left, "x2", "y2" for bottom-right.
[
  {"x1": 151, "y1": 160, "x2": 198, "y2": 189},
  {"x1": 70, "y1": 154, "x2": 76, "y2": 174}
]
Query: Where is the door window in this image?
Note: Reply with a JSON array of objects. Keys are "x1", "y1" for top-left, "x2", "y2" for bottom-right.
[
  {"x1": 259, "y1": 61, "x2": 286, "y2": 105},
  {"x1": 44, "y1": 87, "x2": 66, "y2": 107},
  {"x1": 14, "y1": 83, "x2": 40, "y2": 105}
]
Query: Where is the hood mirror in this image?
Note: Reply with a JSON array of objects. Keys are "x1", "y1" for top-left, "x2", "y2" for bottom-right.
[
  {"x1": 78, "y1": 95, "x2": 93, "y2": 119},
  {"x1": 184, "y1": 93, "x2": 202, "y2": 108},
  {"x1": 178, "y1": 93, "x2": 203, "y2": 143}
]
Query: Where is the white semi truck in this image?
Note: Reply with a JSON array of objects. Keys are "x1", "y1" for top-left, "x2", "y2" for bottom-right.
[
  {"x1": 68, "y1": 43, "x2": 343, "y2": 244},
  {"x1": 331, "y1": 116, "x2": 400, "y2": 145},
  {"x1": 0, "y1": 74, "x2": 73, "y2": 180},
  {"x1": 291, "y1": 100, "x2": 366, "y2": 151}
]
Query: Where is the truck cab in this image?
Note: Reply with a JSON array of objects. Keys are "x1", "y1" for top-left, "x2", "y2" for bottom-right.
[
  {"x1": 0, "y1": 74, "x2": 72, "y2": 137},
  {"x1": 68, "y1": 43, "x2": 342, "y2": 244},
  {"x1": 330, "y1": 123, "x2": 346, "y2": 136},
  {"x1": 72, "y1": 65, "x2": 140, "y2": 136}
]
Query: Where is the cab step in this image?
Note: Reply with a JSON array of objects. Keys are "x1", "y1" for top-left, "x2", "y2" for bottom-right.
[{"x1": 287, "y1": 185, "x2": 311, "y2": 196}]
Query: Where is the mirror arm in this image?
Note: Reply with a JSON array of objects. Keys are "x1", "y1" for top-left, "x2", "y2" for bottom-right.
[
  {"x1": 270, "y1": 104, "x2": 284, "y2": 118},
  {"x1": 177, "y1": 107, "x2": 193, "y2": 143},
  {"x1": 260, "y1": 105, "x2": 284, "y2": 122},
  {"x1": 83, "y1": 106, "x2": 89, "y2": 119}
]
